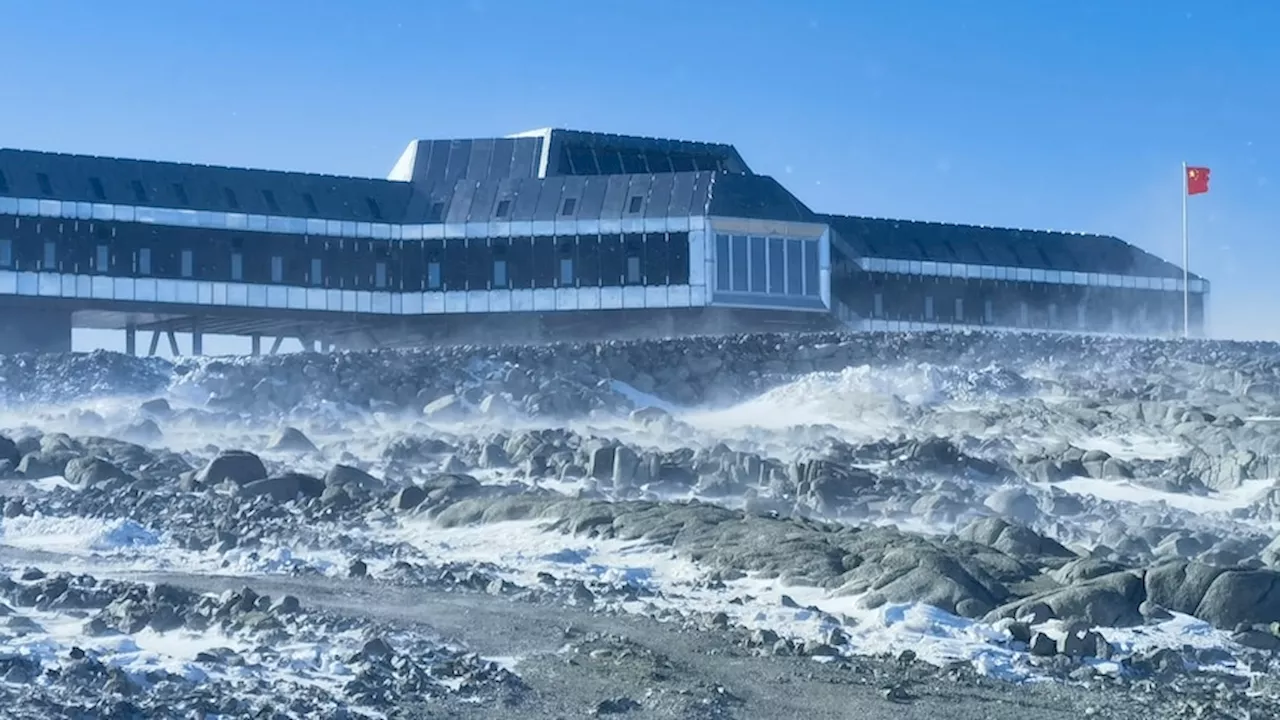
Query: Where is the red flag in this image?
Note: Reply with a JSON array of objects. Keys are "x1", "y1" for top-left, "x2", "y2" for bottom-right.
[{"x1": 1186, "y1": 166, "x2": 1211, "y2": 195}]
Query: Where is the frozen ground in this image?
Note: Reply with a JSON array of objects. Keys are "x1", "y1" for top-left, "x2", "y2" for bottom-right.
[{"x1": 1, "y1": 331, "x2": 1280, "y2": 718}]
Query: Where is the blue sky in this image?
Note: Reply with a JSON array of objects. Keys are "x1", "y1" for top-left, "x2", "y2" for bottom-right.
[{"x1": 1, "y1": 0, "x2": 1276, "y2": 347}]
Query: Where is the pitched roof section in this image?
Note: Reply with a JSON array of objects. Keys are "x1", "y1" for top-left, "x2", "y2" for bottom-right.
[
  {"x1": 0, "y1": 149, "x2": 411, "y2": 223},
  {"x1": 543, "y1": 129, "x2": 752, "y2": 176},
  {"x1": 824, "y1": 214, "x2": 1197, "y2": 280},
  {"x1": 388, "y1": 137, "x2": 546, "y2": 184}
]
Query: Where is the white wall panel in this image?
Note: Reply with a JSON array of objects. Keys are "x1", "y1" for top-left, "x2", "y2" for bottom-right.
[
  {"x1": 488, "y1": 289, "x2": 512, "y2": 313},
  {"x1": 198, "y1": 282, "x2": 214, "y2": 305},
  {"x1": 511, "y1": 289, "x2": 534, "y2": 312},
  {"x1": 213, "y1": 283, "x2": 228, "y2": 306},
  {"x1": 444, "y1": 292, "x2": 467, "y2": 314},
  {"x1": 247, "y1": 286, "x2": 267, "y2": 308},
  {"x1": 0, "y1": 271, "x2": 16, "y2": 295},
  {"x1": 16, "y1": 273, "x2": 36, "y2": 296},
  {"x1": 600, "y1": 287, "x2": 623, "y2": 310},
  {"x1": 689, "y1": 285, "x2": 706, "y2": 307},
  {"x1": 555, "y1": 288, "x2": 578, "y2": 311},
  {"x1": 622, "y1": 287, "x2": 646, "y2": 309},
  {"x1": 403, "y1": 292, "x2": 423, "y2": 315},
  {"x1": 287, "y1": 288, "x2": 306, "y2": 310},
  {"x1": 371, "y1": 292, "x2": 392, "y2": 314},
  {"x1": 667, "y1": 285, "x2": 691, "y2": 308},
  {"x1": 60, "y1": 275, "x2": 77, "y2": 298},
  {"x1": 176, "y1": 282, "x2": 198, "y2": 305},
  {"x1": 644, "y1": 286, "x2": 668, "y2": 308},
  {"x1": 356, "y1": 291, "x2": 372, "y2": 313},
  {"x1": 39, "y1": 274, "x2": 60, "y2": 297},
  {"x1": 466, "y1": 290, "x2": 490, "y2": 313},
  {"x1": 425, "y1": 292, "x2": 445, "y2": 314},
  {"x1": 577, "y1": 287, "x2": 601, "y2": 310}
]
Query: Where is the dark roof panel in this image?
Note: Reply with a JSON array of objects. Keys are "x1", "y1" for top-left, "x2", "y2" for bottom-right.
[
  {"x1": 0, "y1": 148, "x2": 412, "y2": 223},
  {"x1": 707, "y1": 173, "x2": 817, "y2": 222},
  {"x1": 824, "y1": 214, "x2": 1198, "y2": 280}
]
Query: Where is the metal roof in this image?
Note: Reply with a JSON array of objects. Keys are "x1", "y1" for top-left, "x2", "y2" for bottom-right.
[
  {"x1": 824, "y1": 214, "x2": 1197, "y2": 280},
  {"x1": 0, "y1": 148, "x2": 411, "y2": 223}
]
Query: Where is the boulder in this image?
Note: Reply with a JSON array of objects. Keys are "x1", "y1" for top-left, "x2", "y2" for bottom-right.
[
  {"x1": 324, "y1": 464, "x2": 383, "y2": 492},
  {"x1": 196, "y1": 450, "x2": 268, "y2": 487},
  {"x1": 62, "y1": 456, "x2": 133, "y2": 489},
  {"x1": 238, "y1": 473, "x2": 325, "y2": 503},
  {"x1": 266, "y1": 427, "x2": 317, "y2": 453}
]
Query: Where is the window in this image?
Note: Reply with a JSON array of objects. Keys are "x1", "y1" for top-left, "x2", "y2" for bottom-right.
[
  {"x1": 984, "y1": 299, "x2": 994, "y2": 324},
  {"x1": 767, "y1": 238, "x2": 785, "y2": 293},
  {"x1": 955, "y1": 298, "x2": 964, "y2": 321},
  {"x1": 302, "y1": 193, "x2": 319, "y2": 215},
  {"x1": 310, "y1": 258, "x2": 323, "y2": 285},
  {"x1": 495, "y1": 199, "x2": 511, "y2": 218},
  {"x1": 230, "y1": 252, "x2": 243, "y2": 281},
  {"x1": 1019, "y1": 301, "x2": 1029, "y2": 326},
  {"x1": 366, "y1": 197, "x2": 382, "y2": 220},
  {"x1": 96, "y1": 245, "x2": 109, "y2": 273},
  {"x1": 171, "y1": 183, "x2": 189, "y2": 206},
  {"x1": 426, "y1": 261, "x2": 441, "y2": 290},
  {"x1": 731, "y1": 236, "x2": 749, "y2": 292},
  {"x1": 873, "y1": 293, "x2": 884, "y2": 318},
  {"x1": 748, "y1": 236, "x2": 766, "y2": 292},
  {"x1": 0, "y1": 239, "x2": 11, "y2": 268},
  {"x1": 561, "y1": 197, "x2": 577, "y2": 216},
  {"x1": 131, "y1": 181, "x2": 148, "y2": 203},
  {"x1": 271, "y1": 255, "x2": 283, "y2": 283},
  {"x1": 428, "y1": 201, "x2": 445, "y2": 222},
  {"x1": 42, "y1": 241, "x2": 56, "y2": 270},
  {"x1": 36, "y1": 173, "x2": 53, "y2": 196},
  {"x1": 803, "y1": 240, "x2": 820, "y2": 297},
  {"x1": 374, "y1": 261, "x2": 388, "y2": 289},
  {"x1": 263, "y1": 190, "x2": 280, "y2": 213},
  {"x1": 627, "y1": 195, "x2": 643, "y2": 214},
  {"x1": 89, "y1": 177, "x2": 107, "y2": 201},
  {"x1": 559, "y1": 257, "x2": 575, "y2": 286},
  {"x1": 715, "y1": 234, "x2": 731, "y2": 291},
  {"x1": 0, "y1": 170, "x2": 8, "y2": 193},
  {"x1": 626, "y1": 255, "x2": 641, "y2": 285},
  {"x1": 624, "y1": 236, "x2": 644, "y2": 286},
  {"x1": 785, "y1": 239, "x2": 803, "y2": 295},
  {"x1": 924, "y1": 296, "x2": 934, "y2": 320},
  {"x1": 138, "y1": 248, "x2": 152, "y2": 275},
  {"x1": 493, "y1": 259, "x2": 508, "y2": 288},
  {"x1": 181, "y1": 249, "x2": 194, "y2": 278},
  {"x1": 224, "y1": 188, "x2": 240, "y2": 210}
]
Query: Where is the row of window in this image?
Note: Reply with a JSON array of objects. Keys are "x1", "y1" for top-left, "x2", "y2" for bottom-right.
[
  {"x1": 858, "y1": 256, "x2": 1208, "y2": 294},
  {"x1": 713, "y1": 234, "x2": 822, "y2": 298},
  {"x1": 0, "y1": 230, "x2": 692, "y2": 292},
  {"x1": 0, "y1": 188, "x2": 663, "y2": 241},
  {"x1": 861, "y1": 292, "x2": 1190, "y2": 332}
]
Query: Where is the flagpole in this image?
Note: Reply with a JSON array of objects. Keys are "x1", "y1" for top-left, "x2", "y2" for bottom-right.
[{"x1": 1182, "y1": 161, "x2": 1189, "y2": 339}]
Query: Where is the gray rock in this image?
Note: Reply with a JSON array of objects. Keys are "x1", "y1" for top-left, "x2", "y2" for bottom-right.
[
  {"x1": 267, "y1": 427, "x2": 317, "y2": 453},
  {"x1": 982, "y1": 487, "x2": 1040, "y2": 525},
  {"x1": 1195, "y1": 569, "x2": 1280, "y2": 628},
  {"x1": 1029, "y1": 631, "x2": 1057, "y2": 656},
  {"x1": 1232, "y1": 629, "x2": 1280, "y2": 651},
  {"x1": 16, "y1": 450, "x2": 73, "y2": 479},
  {"x1": 0, "y1": 435, "x2": 18, "y2": 466},
  {"x1": 324, "y1": 464, "x2": 383, "y2": 491},
  {"x1": 197, "y1": 450, "x2": 267, "y2": 487},
  {"x1": 63, "y1": 456, "x2": 133, "y2": 489},
  {"x1": 391, "y1": 485, "x2": 427, "y2": 511},
  {"x1": 238, "y1": 472, "x2": 325, "y2": 503},
  {"x1": 478, "y1": 443, "x2": 510, "y2": 468}
]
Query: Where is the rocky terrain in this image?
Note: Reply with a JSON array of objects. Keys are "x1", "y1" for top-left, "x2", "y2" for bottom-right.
[{"x1": 2, "y1": 330, "x2": 1280, "y2": 718}]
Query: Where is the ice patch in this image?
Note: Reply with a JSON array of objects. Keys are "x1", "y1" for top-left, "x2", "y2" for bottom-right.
[
  {"x1": 0, "y1": 515, "x2": 160, "y2": 553},
  {"x1": 1044, "y1": 476, "x2": 1275, "y2": 515},
  {"x1": 609, "y1": 380, "x2": 680, "y2": 414}
]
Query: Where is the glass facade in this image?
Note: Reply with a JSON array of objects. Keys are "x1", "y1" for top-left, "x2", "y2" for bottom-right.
[
  {"x1": 0, "y1": 210, "x2": 696, "y2": 295},
  {"x1": 714, "y1": 233, "x2": 821, "y2": 298},
  {"x1": 857, "y1": 255, "x2": 1205, "y2": 294}
]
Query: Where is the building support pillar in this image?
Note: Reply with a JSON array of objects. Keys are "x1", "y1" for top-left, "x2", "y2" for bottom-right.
[
  {"x1": 250, "y1": 334, "x2": 261, "y2": 357},
  {"x1": 147, "y1": 331, "x2": 161, "y2": 357},
  {"x1": 124, "y1": 325, "x2": 137, "y2": 356},
  {"x1": 269, "y1": 336, "x2": 283, "y2": 355},
  {"x1": 166, "y1": 331, "x2": 180, "y2": 357},
  {"x1": 191, "y1": 319, "x2": 203, "y2": 357}
]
